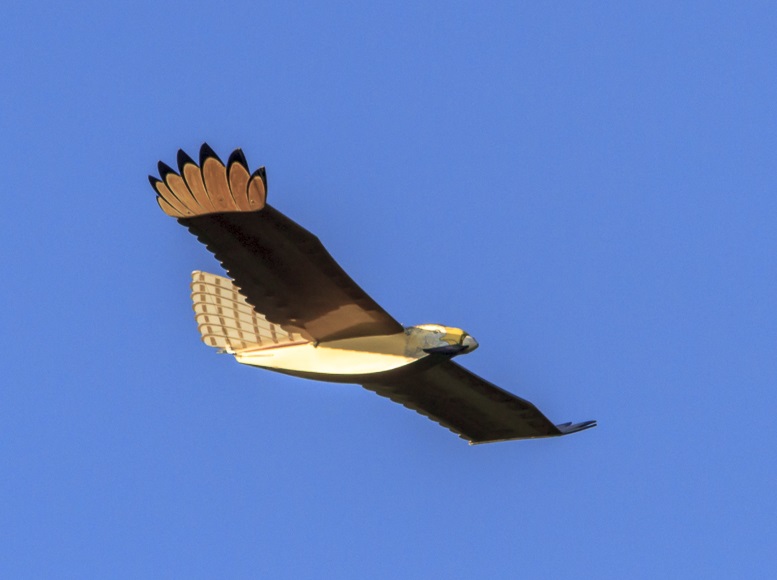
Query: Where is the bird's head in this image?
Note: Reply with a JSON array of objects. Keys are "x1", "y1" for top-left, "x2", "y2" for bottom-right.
[{"x1": 409, "y1": 324, "x2": 479, "y2": 356}]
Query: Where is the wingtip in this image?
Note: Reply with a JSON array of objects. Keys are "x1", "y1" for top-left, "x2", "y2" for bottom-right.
[
  {"x1": 199, "y1": 142, "x2": 222, "y2": 166},
  {"x1": 227, "y1": 148, "x2": 248, "y2": 169},
  {"x1": 253, "y1": 166, "x2": 267, "y2": 192},
  {"x1": 177, "y1": 148, "x2": 196, "y2": 172},
  {"x1": 556, "y1": 419, "x2": 597, "y2": 435},
  {"x1": 157, "y1": 160, "x2": 176, "y2": 180}
]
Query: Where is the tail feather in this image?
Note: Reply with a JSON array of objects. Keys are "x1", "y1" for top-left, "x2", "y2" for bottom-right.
[{"x1": 190, "y1": 271, "x2": 306, "y2": 352}]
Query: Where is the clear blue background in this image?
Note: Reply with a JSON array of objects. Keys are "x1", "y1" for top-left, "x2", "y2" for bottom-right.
[{"x1": 2, "y1": 2, "x2": 775, "y2": 578}]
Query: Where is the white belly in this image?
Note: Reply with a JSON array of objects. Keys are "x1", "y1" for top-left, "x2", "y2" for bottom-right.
[{"x1": 233, "y1": 332, "x2": 428, "y2": 377}]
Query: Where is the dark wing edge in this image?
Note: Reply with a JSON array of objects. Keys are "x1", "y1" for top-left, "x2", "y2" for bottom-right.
[
  {"x1": 468, "y1": 419, "x2": 598, "y2": 445},
  {"x1": 362, "y1": 359, "x2": 596, "y2": 445},
  {"x1": 150, "y1": 144, "x2": 404, "y2": 342},
  {"x1": 554, "y1": 420, "x2": 598, "y2": 436}
]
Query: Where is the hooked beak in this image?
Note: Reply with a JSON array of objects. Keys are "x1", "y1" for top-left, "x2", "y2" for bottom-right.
[
  {"x1": 424, "y1": 344, "x2": 467, "y2": 354},
  {"x1": 461, "y1": 334, "x2": 479, "y2": 352},
  {"x1": 423, "y1": 333, "x2": 479, "y2": 355}
]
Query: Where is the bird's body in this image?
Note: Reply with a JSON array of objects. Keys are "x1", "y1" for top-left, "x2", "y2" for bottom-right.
[
  {"x1": 236, "y1": 331, "x2": 417, "y2": 379},
  {"x1": 151, "y1": 144, "x2": 596, "y2": 444}
]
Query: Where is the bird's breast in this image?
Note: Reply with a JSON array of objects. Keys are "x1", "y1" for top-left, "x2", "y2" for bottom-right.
[{"x1": 233, "y1": 332, "x2": 428, "y2": 379}]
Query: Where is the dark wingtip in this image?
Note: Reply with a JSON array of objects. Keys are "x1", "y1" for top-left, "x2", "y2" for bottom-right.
[
  {"x1": 556, "y1": 420, "x2": 597, "y2": 435},
  {"x1": 177, "y1": 148, "x2": 196, "y2": 172},
  {"x1": 252, "y1": 166, "x2": 267, "y2": 192},
  {"x1": 148, "y1": 174, "x2": 161, "y2": 187},
  {"x1": 199, "y1": 142, "x2": 222, "y2": 166},
  {"x1": 157, "y1": 161, "x2": 176, "y2": 180},
  {"x1": 227, "y1": 148, "x2": 248, "y2": 170}
]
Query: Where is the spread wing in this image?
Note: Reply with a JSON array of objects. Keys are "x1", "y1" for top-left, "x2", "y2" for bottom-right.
[
  {"x1": 362, "y1": 360, "x2": 596, "y2": 444},
  {"x1": 150, "y1": 144, "x2": 404, "y2": 342}
]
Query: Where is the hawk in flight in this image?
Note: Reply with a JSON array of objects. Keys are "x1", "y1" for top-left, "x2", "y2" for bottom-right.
[{"x1": 150, "y1": 144, "x2": 596, "y2": 444}]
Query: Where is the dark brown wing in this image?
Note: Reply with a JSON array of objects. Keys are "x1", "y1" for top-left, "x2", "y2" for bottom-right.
[
  {"x1": 362, "y1": 360, "x2": 596, "y2": 444},
  {"x1": 180, "y1": 207, "x2": 404, "y2": 342},
  {"x1": 151, "y1": 144, "x2": 404, "y2": 342}
]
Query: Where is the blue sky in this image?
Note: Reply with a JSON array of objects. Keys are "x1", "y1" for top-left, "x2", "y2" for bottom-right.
[{"x1": 2, "y1": 1, "x2": 776, "y2": 578}]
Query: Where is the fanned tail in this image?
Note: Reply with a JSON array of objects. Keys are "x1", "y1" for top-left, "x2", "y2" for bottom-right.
[{"x1": 190, "y1": 271, "x2": 308, "y2": 352}]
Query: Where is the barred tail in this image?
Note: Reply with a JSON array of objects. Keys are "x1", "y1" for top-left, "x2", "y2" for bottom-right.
[{"x1": 190, "y1": 271, "x2": 308, "y2": 352}]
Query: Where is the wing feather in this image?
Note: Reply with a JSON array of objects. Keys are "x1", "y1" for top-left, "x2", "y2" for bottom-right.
[
  {"x1": 151, "y1": 144, "x2": 403, "y2": 342},
  {"x1": 362, "y1": 360, "x2": 596, "y2": 444},
  {"x1": 156, "y1": 193, "x2": 185, "y2": 218},
  {"x1": 150, "y1": 176, "x2": 192, "y2": 217},
  {"x1": 159, "y1": 161, "x2": 202, "y2": 214},
  {"x1": 226, "y1": 149, "x2": 252, "y2": 211},
  {"x1": 180, "y1": 208, "x2": 403, "y2": 341},
  {"x1": 199, "y1": 145, "x2": 234, "y2": 212},
  {"x1": 178, "y1": 149, "x2": 217, "y2": 213},
  {"x1": 246, "y1": 168, "x2": 267, "y2": 209}
]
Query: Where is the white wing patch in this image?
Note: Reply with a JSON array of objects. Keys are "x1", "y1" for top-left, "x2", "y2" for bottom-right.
[{"x1": 191, "y1": 271, "x2": 309, "y2": 352}]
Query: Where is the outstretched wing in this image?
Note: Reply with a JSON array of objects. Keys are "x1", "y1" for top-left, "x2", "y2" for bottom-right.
[
  {"x1": 150, "y1": 144, "x2": 404, "y2": 342},
  {"x1": 362, "y1": 360, "x2": 596, "y2": 444}
]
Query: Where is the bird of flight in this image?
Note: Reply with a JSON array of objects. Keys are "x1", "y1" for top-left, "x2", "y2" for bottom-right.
[{"x1": 150, "y1": 144, "x2": 596, "y2": 444}]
